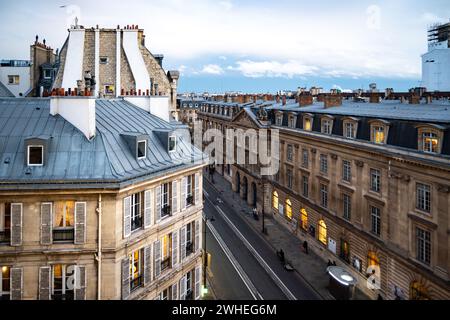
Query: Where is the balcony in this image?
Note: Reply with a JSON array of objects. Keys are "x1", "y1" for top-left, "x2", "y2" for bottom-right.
[
  {"x1": 161, "y1": 205, "x2": 171, "y2": 219},
  {"x1": 185, "y1": 241, "x2": 194, "y2": 256},
  {"x1": 161, "y1": 257, "x2": 171, "y2": 272},
  {"x1": 0, "y1": 230, "x2": 10, "y2": 244},
  {"x1": 130, "y1": 275, "x2": 143, "y2": 292},
  {"x1": 186, "y1": 195, "x2": 194, "y2": 206},
  {"x1": 52, "y1": 228, "x2": 74, "y2": 243}
]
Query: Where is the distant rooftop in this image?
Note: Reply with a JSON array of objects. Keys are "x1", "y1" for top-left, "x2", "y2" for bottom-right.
[
  {"x1": 0, "y1": 60, "x2": 31, "y2": 67},
  {"x1": 268, "y1": 99, "x2": 450, "y2": 124}
]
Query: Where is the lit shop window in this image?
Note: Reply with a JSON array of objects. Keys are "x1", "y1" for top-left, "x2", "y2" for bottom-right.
[
  {"x1": 285, "y1": 199, "x2": 292, "y2": 220},
  {"x1": 272, "y1": 191, "x2": 279, "y2": 210},
  {"x1": 300, "y1": 208, "x2": 308, "y2": 231},
  {"x1": 318, "y1": 220, "x2": 327, "y2": 245}
]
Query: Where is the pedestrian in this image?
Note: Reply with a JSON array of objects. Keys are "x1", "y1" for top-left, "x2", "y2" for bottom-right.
[
  {"x1": 327, "y1": 260, "x2": 333, "y2": 267},
  {"x1": 302, "y1": 240, "x2": 308, "y2": 254}
]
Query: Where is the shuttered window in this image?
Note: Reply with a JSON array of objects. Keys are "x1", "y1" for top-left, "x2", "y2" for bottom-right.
[
  {"x1": 10, "y1": 267, "x2": 23, "y2": 300},
  {"x1": 10, "y1": 203, "x2": 22, "y2": 246},
  {"x1": 52, "y1": 264, "x2": 75, "y2": 300},
  {"x1": 74, "y1": 202, "x2": 86, "y2": 244},
  {"x1": 0, "y1": 203, "x2": 11, "y2": 245}
]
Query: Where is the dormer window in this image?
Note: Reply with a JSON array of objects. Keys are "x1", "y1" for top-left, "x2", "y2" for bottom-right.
[
  {"x1": 28, "y1": 145, "x2": 44, "y2": 166},
  {"x1": 343, "y1": 117, "x2": 358, "y2": 139},
  {"x1": 303, "y1": 115, "x2": 313, "y2": 131},
  {"x1": 169, "y1": 136, "x2": 176, "y2": 152},
  {"x1": 275, "y1": 113, "x2": 283, "y2": 126},
  {"x1": 321, "y1": 117, "x2": 333, "y2": 135},
  {"x1": 369, "y1": 120, "x2": 390, "y2": 145},
  {"x1": 417, "y1": 125, "x2": 443, "y2": 154},
  {"x1": 137, "y1": 140, "x2": 147, "y2": 159},
  {"x1": 288, "y1": 114, "x2": 296, "y2": 128}
]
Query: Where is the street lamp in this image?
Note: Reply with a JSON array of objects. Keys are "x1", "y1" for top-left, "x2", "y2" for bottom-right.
[
  {"x1": 259, "y1": 176, "x2": 267, "y2": 235},
  {"x1": 202, "y1": 214, "x2": 215, "y2": 297}
]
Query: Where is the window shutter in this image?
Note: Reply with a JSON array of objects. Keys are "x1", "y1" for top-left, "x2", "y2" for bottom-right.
[
  {"x1": 171, "y1": 282, "x2": 178, "y2": 300},
  {"x1": 143, "y1": 245, "x2": 152, "y2": 285},
  {"x1": 180, "y1": 226, "x2": 187, "y2": 262},
  {"x1": 195, "y1": 219, "x2": 201, "y2": 253},
  {"x1": 40, "y1": 203, "x2": 52, "y2": 245},
  {"x1": 144, "y1": 190, "x2": 153, "y2": 229},
  {"x1": 179, "y1": 276, "x2": 187, "y2": 300},
  {"x1": 153, "y1": 240, "x2": 161, "y2": 278},
  {"x1": 195, "y1": 265, "x2": 201, "y2": 300},
  {"x1": 172, "y1": 180, "x2": 178, "y2": 215},
  {"x1": 181, "y1": 177, "x2": 187, "y2": 210},
  {"x1": 75, "y1": 266, "x2": 87, "y2": 300},
  {"x1": 194, "y1": 173, "x2": 200, "y2": 205},
  {"x1": 10, "y1": 267, "x2": 23, "y2": 300},
  {"x1": 171, "y1": 230, "x2": 178, "y2": 268},
  {"x1": 121, "y1": 257, "x2": 130, "y2": 300},
  {"x1": 10, "y1": 203, "x2": 23, "y2": 246},
  {"x1": 39, "y1": 266, "x2": 51, "y2": 300},
  {"x1": 74, "y1": 202, "x2": 86, "y2": 244},
  {"x1": 155, "y1": 186, "x2": 162, "y2": 223},
  {"x1": 123, "y1": 196, "x2": 131, "y2": 238}
]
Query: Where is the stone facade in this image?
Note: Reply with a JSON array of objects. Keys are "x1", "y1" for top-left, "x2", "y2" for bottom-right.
[
  {"x1": 197, "y1": 98, "x2": 450, "y2": 300},
  {"x1": 0, "y1": 166, "x2": 205, "y2": 300}
]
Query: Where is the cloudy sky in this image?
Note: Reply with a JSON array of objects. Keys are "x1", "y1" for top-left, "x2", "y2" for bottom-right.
[{"x1": 1, "y1": 0, "x2": 449, "y2": 92}]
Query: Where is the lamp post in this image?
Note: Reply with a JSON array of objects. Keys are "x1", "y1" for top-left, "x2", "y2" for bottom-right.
[
  {"x1": 202, "y1": 213, "x2": 215, "y2": 297},
  {"x1": 260, "y1": 176, "x2": 267, "y2": 235}
]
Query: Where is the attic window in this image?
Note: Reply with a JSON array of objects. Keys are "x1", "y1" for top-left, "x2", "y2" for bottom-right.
[
  {"x1": 28, "y1": 145, "x2": 43, "y2": 166},
  {"x1": 137, "y1": 140, "x2": 147, "y2": 159},
  {"x1": 168, "y1": 136, "x2": 176, "y2": 152}
]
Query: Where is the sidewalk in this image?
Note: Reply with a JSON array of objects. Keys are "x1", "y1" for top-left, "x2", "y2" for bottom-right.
[{"x1": 205, "y1": 170, "x2": 371, "y2": 300}]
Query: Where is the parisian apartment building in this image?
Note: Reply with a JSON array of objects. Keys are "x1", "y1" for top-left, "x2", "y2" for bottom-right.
[
  {"x1": 0, "y1": 23, "x2": 207, "y2": 300},
  {"x1": 197, "y1": 90, "x2": 450, "y2": 300}
]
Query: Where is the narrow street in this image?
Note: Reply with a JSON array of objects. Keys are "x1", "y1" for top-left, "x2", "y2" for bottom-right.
[{"x1": 204, "y1": 178, "x2": 322, "y2": 300}]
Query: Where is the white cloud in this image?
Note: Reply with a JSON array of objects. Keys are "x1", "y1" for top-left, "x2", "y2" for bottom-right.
[
  {"x1": 219, "y1": 1, "x2": 233, "y2": 11},
  {"x1": 230, "y1": 60, "x2": 318, "y2": 78},
  {"x1": 219, "y1": 55, "x2": 227, "y2": 61},
  {"x1": 201, "y1": 64, "x2": 224, "y2": 75}
]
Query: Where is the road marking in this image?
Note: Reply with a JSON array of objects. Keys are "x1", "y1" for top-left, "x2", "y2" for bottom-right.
[
  {"x1": 213, "y1": 204, "x2": 297, "y2": 300},
  {"x1": 207, "y1": 220, "x2": 262, "y2": 300}
]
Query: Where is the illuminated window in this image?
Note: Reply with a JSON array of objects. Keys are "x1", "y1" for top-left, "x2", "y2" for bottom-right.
[
  {"x1": 318, "y1": 220, "x2": 327, "y2": 245},
  {"x1": 272, "y1": 191, "x2": 279, "y2": 210},
  {"x1": 0, "y1": 266, "x2": 10, "y2": 300},
  {"x1": 104, "y1": 85, "x2": 114, "y2": 94},
  {"x1": 285, "y1": 199, "x2": 292, "y2": 220},
  {"x1": 130, "y1": 250, "x2": 142, "y2": 291},
  {"x1": 340, "y1": 240, "x2": 350, "y2": 263},
  {"x1": 303, "y1": 117, "x2": 312, "y2": 131},
  {"x1": 300, "y1": 208, "x2": 308, "y2": 231},
  {"x1": 372, "y1": 126, "x2": 385, "y2": 144},
  {"x1": 52, "y1": 264, "x2": 75, "y2": 300},
  {"x1": 422, "y1": 132, "x2": 438, "y2": 153},
  {"x1": 53, "y1": 201, "x2": 75, "y2": 242},
  {"x1": 410, "y1": 281, "x2": 430, "y2": 300},
  {"x1": 367, "y1": 251, "x2": 379, "y2": 268}
]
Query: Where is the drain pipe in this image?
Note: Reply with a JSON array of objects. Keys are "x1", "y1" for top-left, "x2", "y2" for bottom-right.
[{"x1": 96, "y1": 194, "x2": 102, "y2": 300}]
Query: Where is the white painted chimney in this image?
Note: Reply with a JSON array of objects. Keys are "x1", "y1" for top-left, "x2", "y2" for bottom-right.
[{"x1": 50, "y1": 96, "x2": 96, "y2": 140}]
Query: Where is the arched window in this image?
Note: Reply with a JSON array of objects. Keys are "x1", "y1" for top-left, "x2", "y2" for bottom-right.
[
  {"x1": 286, "y1": 199, "x2": 292, "y2": 220},
  {"x1": 318, "y1": 220, "x2": 327, "y2": 245},
  {"x1": 367, "y1": 250, "x2": 379, "y2": 268},
  {"x1": 272, "y1": 191, "x2": 279, "y2": 210},
  {"x1": 410, "y1": 281, "x2": 430, "y2": 300},
  {"x1": 300, "y1": 208, "x2": 308, "y2": 230}
]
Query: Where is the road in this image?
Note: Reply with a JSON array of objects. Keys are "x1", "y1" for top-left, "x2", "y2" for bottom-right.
[{"x1": 203, "y1": 179, "x2": 321, "y2": 300}]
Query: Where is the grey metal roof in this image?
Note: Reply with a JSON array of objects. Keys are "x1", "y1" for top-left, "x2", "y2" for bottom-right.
[
  {"x1": 0, "y1": 82, "x2": 14, "y2": 97},
  {"x1": 0, "y1": 98, "x2": 205, "y2": 188},
  {"x1": 268, "y1": 99, "x2": 450, "y2": 124}
]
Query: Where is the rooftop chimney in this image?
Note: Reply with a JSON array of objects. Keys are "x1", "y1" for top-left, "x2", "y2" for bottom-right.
[
  {"x1": 369, "y1": 93, "x2": 380, "y2": 103},
  {"x1": 324, "y1": 94, "x2": 342, "y2": 108},
  {"x1": 299, "y1": 94, "x2": 313, "y2": 107},
  {"x1": 282, "y1": 95, "x2": 286, "y2": 106},
  {"x1": 409, "y1": 94, "x2": 420, "y2": 105}
]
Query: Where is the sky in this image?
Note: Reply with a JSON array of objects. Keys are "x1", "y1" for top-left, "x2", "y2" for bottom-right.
[{"x1": 1, "y1": 0, "x2": 449, "y2": 93}]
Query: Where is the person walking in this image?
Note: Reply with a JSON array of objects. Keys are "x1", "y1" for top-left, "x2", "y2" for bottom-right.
[{"x1": 302, "y1": 240, "x2": 308, "y2": 254}]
